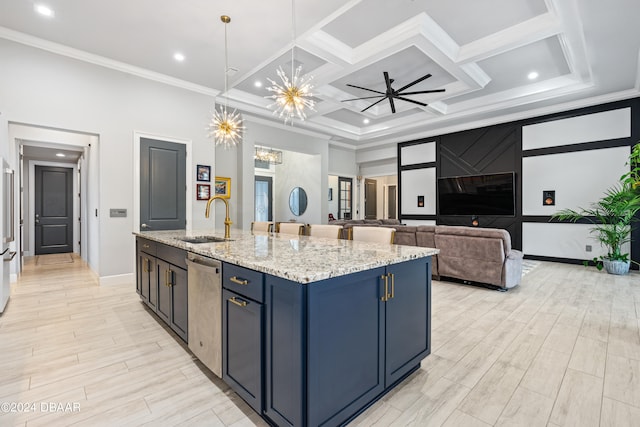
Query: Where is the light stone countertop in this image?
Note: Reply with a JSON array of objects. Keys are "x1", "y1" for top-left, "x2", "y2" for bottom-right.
[{"x1": 135, "y1": 229, "x2": 439, "y2": 284}]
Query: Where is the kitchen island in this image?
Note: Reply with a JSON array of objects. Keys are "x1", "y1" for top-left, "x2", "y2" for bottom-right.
[{"x1": 135, "y1": 229, "x2": 438, "y2": 427}]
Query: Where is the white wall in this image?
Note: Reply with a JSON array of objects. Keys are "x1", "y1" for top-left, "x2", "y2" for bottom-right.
[
  {"x1": 273, "y1": 151, "x2": 322, "y2": 225},
  {"x1": 400, "y1": 141, "x2": 436, "y2": 165},
  {"x1": 328, "y1": 145, "x2": 357, "y2": 176},
  {"x1": 522, "y1": 108, "x2": 631, "y2": 150},
  {"x1": 522, "y1": 147, "x2": 629, "y2": 216},
  {"x1": 522, "y1": 108, "x2": 631, "y2": 260},
  {"x1": 400, "y1": 168, "x2": 437, "y2": 215},
  {"x1": 236, "y1": 119, "x2": 330, "y2": 230},
  {"x1": 0, "y1": 38, "x2": 214, "y2": 279}
]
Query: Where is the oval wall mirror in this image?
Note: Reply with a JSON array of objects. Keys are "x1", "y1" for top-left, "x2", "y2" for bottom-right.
[{"x1": 289, "y1": 187, "x2": 308, "y2": 216}]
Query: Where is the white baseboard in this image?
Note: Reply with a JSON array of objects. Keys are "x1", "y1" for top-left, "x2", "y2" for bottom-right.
[
  {"x1": 99, "y1": 273, "x2": 135, "y2": 286},
  {"x1": 10, "y1": 273, "x2": 17, "y2": 283}
]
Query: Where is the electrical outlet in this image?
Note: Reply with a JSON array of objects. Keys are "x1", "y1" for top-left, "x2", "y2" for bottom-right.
[{"x1": 586, "y1": 245, "x2": 592, "y2": 252}]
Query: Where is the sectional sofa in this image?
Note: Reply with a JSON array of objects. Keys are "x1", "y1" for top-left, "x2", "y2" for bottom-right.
[{"x1": 330, "y1": 219, "x2": 523, "y2": 290}]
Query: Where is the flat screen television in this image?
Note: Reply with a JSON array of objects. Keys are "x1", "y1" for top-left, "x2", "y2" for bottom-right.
[{"x1": 438, "y1": 172, "x2": 515, "y2": 216}]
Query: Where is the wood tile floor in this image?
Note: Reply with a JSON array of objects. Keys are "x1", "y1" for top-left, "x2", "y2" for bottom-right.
[{"x1": 1, "y1": 255, "x2": 639, "y2": 426}]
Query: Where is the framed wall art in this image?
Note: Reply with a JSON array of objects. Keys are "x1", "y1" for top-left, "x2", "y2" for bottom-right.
[
  {"x1": 196, "y1": 184, "x2": 210, "y2": 200},
  {"x1": 214, "y1": 176, "x2": 231, "y2": 198},
  {"x1": 197, "y1": 164, "x2": 211, "y2": 182}
]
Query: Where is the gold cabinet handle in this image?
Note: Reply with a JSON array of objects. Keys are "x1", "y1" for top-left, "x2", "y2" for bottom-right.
[
  {"x1": 229, "y1": 297, "x2": 248, "y2": 307},
  {"x1": 168, "y1": 269, "x2": 174, "y2": 287},
  {"x1": 164, "y1": 270, "x2": 169, "y2": 287},
  {"x1": 380, "y1": 274, "x2": 388, "y2": 302},
  {"x1": 389, "y1": 273, "x2": 395, "y2": 300},
  {"x1": 142, "y1": 244, "x2": 150, "y2": 249},
  {"x1": 230, "y1": 276, "x2": 248, "y2": 285},
  {"x1": 143, "y1": 258, "x2": 149, "y2": 273}
]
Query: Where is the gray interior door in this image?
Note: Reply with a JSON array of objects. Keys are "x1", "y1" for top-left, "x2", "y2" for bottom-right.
[
  {"x1": 387, "y1": 185, "x2": 397, "y2": 219},
  {"x1": 35, "y1": 165, "x2": 73, "y2": 255},
  {"x1": 365, "y1": 178, "x2": 377, "y2": 219},
  {"x1": 140, "y1": 138, "x2": 186, "y2": 231}
]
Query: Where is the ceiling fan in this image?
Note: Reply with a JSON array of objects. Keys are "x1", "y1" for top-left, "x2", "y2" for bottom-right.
[{"x1": 342, "y1": 71, "x2": 445, "y2": 113}]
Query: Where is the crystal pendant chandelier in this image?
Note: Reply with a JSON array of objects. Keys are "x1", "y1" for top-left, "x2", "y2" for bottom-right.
[
  {"x1": 266, "y1": 0, "x2": 315, "y2": 125},
  {"x1": 254, "y1": 146, "x2": 283, "y2": 165},
  {"x1": 208, "y1": 15, "x2": 244, "y2": 147}
]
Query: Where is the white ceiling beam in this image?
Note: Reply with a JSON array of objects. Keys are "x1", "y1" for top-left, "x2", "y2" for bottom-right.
[
  {"x1": 456, "y1": 13, "x2": 562, "y2": 64},
  {"x1": 550, "y1": 0, "x2": 592, "y2": 82}
]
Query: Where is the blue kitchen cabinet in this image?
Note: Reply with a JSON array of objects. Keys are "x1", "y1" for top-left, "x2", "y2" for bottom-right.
[
  {"x1": 262, "y1": 257, "x2": 431, "y2": 427},
  {"x1": 222, "y1": 264, "x2": 265, "y2": 414}
]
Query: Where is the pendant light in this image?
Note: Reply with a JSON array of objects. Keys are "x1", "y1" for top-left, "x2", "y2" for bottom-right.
[
  {"x1": 208, "y1": 15, "x2": 244, "y2": 147},
  {"x1": 266, "y1": 0, "x2": 315, "y2": 125}
]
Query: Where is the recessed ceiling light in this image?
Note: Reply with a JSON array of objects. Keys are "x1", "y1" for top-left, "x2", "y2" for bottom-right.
[
  {"x1": 527, "y1": 71, "x2": 539, "y2": 80},
  {"x1": 55, "y1": 153, "x2": 66, "y2": 158},
  {"x1": 173, "y1": 52, "x2": 185, "y2": 62},
  {"x1": 254, "y1": 81, "x2": 263, "y2": 88},
  {"x1": 363, "y1": 118, "x2": 370, "y2": 124},
  {"x1": 34, "y1": 4, "x2": 54, "y2": 17}
]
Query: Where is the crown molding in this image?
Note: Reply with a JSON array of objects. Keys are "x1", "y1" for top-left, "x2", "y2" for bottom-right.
[
  {"x1": 242, "y1": 114, "x2": 332, "y2": 140},
  {"x1": 0, "y1": 26, "x2": 218, "y2": 97},
  {"x1": 328, "y1": 140, "x2": 357, "y2": 150}
]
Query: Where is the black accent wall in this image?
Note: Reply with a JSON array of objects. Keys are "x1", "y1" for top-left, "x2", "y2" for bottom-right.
[{"x1": 398, "y1": 97, "x2": 640, "y2": 266}]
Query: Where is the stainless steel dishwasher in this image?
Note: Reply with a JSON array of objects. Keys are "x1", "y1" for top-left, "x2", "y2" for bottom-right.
[{"x1": 186, "y1": 252, "x2": 222, "y2": 377}]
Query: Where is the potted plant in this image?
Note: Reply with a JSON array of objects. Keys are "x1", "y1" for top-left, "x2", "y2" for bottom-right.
[
  {"x1": 552, "y1": 158, "x2": 640, "y2": 274},
  {"x1": 621, "y1": 143, "x2": 640, "y2": 192}
]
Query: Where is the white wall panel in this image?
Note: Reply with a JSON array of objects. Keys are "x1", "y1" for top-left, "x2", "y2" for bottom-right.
[
  {"x1": 328, "y1": 145, "x2": 357, "y2": 176},
  {"x1": 400, "y1": 142, "x2": 436, "y2": 166},
  {"x1": 522, "y1": 147, "x2": 629, "y2": 215},
  {"x1": 401, "y1": 168, "x2": 436, "y2": 215},
  {"x1": 522, "y1": 222, "x2": 629, "y2": 260},
  {"x1": 522, "y1": 108, "x2": 631, "y2": 150}
]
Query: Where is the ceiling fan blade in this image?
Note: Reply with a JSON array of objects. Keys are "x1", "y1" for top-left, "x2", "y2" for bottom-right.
[
  {"x1": 395, "y1": 96, "x2": 428, "y2": 107},
  {"x1": 383, "y1": 72, "x2": 394, "y2": 94},
  {"x1": 361, "y1": 96, "x2": 388, "y2": 113},
  {"x1": 342, "y1": 95, "x2": 386, "y2": 102},
  {"x1": 399, "y1": 89, "x2": 446, "y2": 95},
  {"x1": 346, "y1": 84, "x2": 385, "y2": 95},
  {"x1": 388, "y1": 96, "x2": 396, "y2": 113},
  {"x1": 396, "y1": 73, "x2": 432, "y2": 93}
]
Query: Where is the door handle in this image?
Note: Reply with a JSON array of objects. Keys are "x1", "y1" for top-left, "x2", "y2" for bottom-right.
[
  {"x1": 388, "y1": 273, "x2": 395, "y2": 300},
  {"x1": 380, "y1": 274, "x2": 388, "y2": 302},
  {"x1": 141, "y1": 223, "x2": 150, "y2": 229},
  {"x1": 166, "y1": 269, "x2": 174, "y2": 287},
  {"x1": 230, "y1": 276, "x2": 248, "y2": 285},
  {"x1": 229, "y1": 297, "x2": 248, "y2": 307}
]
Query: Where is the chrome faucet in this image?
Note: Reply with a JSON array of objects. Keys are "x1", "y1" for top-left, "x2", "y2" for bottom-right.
[{"x1": 205, "y1": 196, "x2": 232, "y2": 239}]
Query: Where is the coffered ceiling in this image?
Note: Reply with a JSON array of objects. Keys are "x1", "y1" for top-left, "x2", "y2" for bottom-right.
[{"x1": 1, "y1": 0, "x2": 639, "y2": 148}]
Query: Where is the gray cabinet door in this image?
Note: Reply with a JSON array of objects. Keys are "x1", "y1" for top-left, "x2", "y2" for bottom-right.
[{"x1": 140, "y1": 138, "x2": 186, "y2": 231}]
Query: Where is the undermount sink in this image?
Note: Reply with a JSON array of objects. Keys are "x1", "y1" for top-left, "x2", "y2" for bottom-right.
[{"x1": 180, "y1": 236, "x2": 231, "y2": 244}]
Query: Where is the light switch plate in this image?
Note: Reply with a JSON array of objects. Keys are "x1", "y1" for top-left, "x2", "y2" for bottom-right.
[{"x1": 110, "y1": 209, "x2": 127, "y2": 218}]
